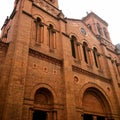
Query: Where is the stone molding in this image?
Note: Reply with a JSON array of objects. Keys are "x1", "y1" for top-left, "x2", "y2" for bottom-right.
[{"x1": 29, "y1": 48, "x2": 63, "y2": 66}]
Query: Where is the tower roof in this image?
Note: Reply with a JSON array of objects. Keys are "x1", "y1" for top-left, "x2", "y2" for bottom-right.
[{"x1": 82, "y1": 12, "x2": 108, "y2": 26}]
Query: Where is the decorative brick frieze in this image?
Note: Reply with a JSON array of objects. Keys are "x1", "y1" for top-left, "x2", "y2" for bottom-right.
[{"x1": 33, "y1": 0, "x2": 60, "y2": 17}]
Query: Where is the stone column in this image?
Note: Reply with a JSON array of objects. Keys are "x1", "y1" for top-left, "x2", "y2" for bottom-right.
[
  {"x1": 77, "y1": 42, "x2": 82, "y2": 61},
  {"x1": 88, "y1": 48, "x2": 93, "y2": 67},
  {"x1": 53, "y1": 31, "x2": 56, "y2": 49},
  {"x1": 93, "y1": 116, "x2": 97, "y2": 120},
  {"x1": 29, "y1": 108, "x2": 34, "y2": 120},
  {"x1": 53, "y1": 111, "x2": 57, "y2": 120}
]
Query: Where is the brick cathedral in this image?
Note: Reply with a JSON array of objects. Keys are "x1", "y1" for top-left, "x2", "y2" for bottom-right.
[{"x1": 0, "y1": 0, "x2": 120, "y2": 120}]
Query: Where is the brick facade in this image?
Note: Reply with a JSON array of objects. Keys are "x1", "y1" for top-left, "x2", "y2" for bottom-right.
[{"x1": 0, "y1": 0, "x2": 120, "y2": 120}]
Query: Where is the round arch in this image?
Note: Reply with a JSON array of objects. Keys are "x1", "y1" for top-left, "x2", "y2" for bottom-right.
[
  {"x1": 30, "y1": 83, "x2": 58, "y2": 103},
  {"x1": 33, "y1": 14, "x2": 45, "y2": 23},
  {"x1": 81, "y1": 39, "x2": 89, "y2": 45},
  {"x1": 79, "y1": 82, "x2": 113, "y2": 118},
  {"x1": 69, "y1": 33, "x2": 79, "y2": 40},
  {"x1": 46, "y1": 21, "x2": 57, "y2": 29},
  {"x1": 30, "y1": 84, "x2": 58, "y2": 120}
]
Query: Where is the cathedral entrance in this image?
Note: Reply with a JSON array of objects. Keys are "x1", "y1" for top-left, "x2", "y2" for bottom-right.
[
  {"x1": 82, "y1": 87, "x2": 113, "y2": 120},
  {"x1": 32, "y1": 110, "x2": 47, "y2": 120},
  {"x1": 31, "y1": 87, "x2": 55, "y2": 120}
]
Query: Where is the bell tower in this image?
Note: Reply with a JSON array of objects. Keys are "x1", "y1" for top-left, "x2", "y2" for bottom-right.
[{"x1": 82, "y1": 12, "x2": 111, "y2": 43}]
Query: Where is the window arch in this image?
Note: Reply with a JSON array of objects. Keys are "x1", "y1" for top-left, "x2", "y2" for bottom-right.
[
  {"x1": 34, "y1": 88, "x2": 54, "y2": 105},
  {"x1": 103, "y1": 27, "x2": 109, "y2": 39},
  {"x1": 82, "y1": 42, "x2": 89, "y2": 63},
  {"x1": 96, "y1": 23, "x2": 102, "y2": 35},
  {"x1": 48, "y1": 24, "x2": 56, "y2": 49},
  {"x1": 93, "y1": 47, "x2": 99, "y2": 68},
  {"x1": 70, "y1": 35, "x2": 77, "y2": 58},
  {"x1": 34, "y1": 17, "x2": 44, "y2": 44}
]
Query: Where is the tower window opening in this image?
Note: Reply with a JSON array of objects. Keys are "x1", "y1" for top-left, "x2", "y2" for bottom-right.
[
  {"x1": 70, "y1": 36, "x2": 76, "y2": 58},
  {"x1": 48, "y1": 24, "x2": 56, "y2": 49},
  {"x1": 35, "y1": 17, "x2": 44, "y2": 44}
]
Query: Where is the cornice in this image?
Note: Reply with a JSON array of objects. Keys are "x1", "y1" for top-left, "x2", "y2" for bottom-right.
[
  {"x1": 29, "y1": 48, "x2": 63, "y2": 66},
  {"x1": 72, "y1": 65, "x2": 111, "y2": 83},
  {"x1": 32, "y1": 2, "x2": 60, "y2": 20}
]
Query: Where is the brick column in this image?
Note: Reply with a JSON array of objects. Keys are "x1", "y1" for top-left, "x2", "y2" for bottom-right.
[
  {"x1": 62, "y1": 33, "x2": 77, "y2": 120},
  {"x1": 2, "y1": 2, "x2": 32, "y2": 119},
  {"x1": 76, "y1": 42, "x2": 82, "y2": 61}
]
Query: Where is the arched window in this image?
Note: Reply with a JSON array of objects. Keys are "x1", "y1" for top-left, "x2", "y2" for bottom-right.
[
  {"x1": 87, "y1": 24, "x2": 92, "y2": 31},
  {"x1": 70, "y1": 36, "x2": 77, "y2": 58},
  {"x1": 48, "y1": 24, "x2": 56, "y2": 49},
  {"x1": 96, "y1": 23, "x2": 102, "y2": 35},
  {"x1": 82, "y1": 42, "x2": 88, "y2": 63},
  {"x1": 103, "y1": 27, "x2": 109, "y2": 39},
  {"x1": 35, "y1": 17, "x2": 44, "y2": 44},
  {"x1": 93, "y1": 47, "x2": 99, "y2": 68}
]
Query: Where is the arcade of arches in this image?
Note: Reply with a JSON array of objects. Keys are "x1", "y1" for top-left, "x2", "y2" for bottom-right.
[{"x1": 30, "y1": 87, "x2": 113, "y2": 120}]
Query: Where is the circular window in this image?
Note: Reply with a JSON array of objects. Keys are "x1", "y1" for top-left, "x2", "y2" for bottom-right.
[{"x1": 80, "y1": 27, "x2": 86, "y2": 35}]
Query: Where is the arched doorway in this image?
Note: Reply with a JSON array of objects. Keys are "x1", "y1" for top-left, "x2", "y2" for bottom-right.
[
  {"x1": 32, "y1": 87, "x2": 55, "y2": 120},
  {"x1": 82, "y1": 87, "x2": 113, "y2": 120}
]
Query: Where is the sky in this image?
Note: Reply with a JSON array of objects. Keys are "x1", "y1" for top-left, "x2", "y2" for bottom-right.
[{"x1": 0, "y1": 0, "x2": 119, "y2": 45}]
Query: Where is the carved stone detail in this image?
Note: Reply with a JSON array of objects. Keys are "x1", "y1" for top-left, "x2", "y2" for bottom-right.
[{"x1": 33, "y1": 0, "x2": 59, "y2": 16}]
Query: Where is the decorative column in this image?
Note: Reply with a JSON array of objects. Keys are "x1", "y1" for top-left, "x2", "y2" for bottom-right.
[
  {"x1": 88, "y1": 48, "x2": 93, "y2": 67},
  {"x1": 52, "y1": 30, "x2": 56, "y2": 49},
  {"x1": 76, "y1": 42, "x2": 82, "y2": 61},
  {"x1": 97, "y1": 53, "x2": 102, "y2": 70},
  {"x1": 39, "y1": 24, "x2": 44, "y2": 43},
  {"x1": 93, "y1": 116, "x2": 97, "y2": 120},
  {"x1": 29, "y1": 108, "x2": 34, "y2": 120},
  {"x1": 53, "y1": 111, "x2": 57, "y2": 120}
]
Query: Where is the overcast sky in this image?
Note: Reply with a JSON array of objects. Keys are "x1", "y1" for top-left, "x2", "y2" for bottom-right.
[{"x1": 0, "y1": 0, "x2": 119, "y2": 45}]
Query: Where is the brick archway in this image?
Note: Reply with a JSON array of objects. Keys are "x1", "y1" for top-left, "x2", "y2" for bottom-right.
[
  {"x1": 82, "y1": 87, "x2": 113, "y2": 119},
  {"x1": 30, "y1": 83, "x2": 57, "y2": 103},
  {"x1": 29, "y1": 84, "x2": 58, "y2": 120},
  {"x1": 32, "y1": 87, "x2": 54, "y2": 120}
]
